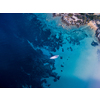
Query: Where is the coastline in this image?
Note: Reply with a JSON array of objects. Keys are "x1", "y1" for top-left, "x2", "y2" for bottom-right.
[
  {"x1": 34, "y1": 13, "x2": 100, "y2": 88},
  {"x1": 52, "y1": 13, "x2": 100, "y2": 42},
  {"x1": 53, "y1": 13, "x2": 97, "y2": 29}
]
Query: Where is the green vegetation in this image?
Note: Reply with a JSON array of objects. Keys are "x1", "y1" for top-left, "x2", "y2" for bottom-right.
[
  {"x1": 68, "y1": 13, "x2": 73, "y2": 17},
  {"x1": 88, "y1": 15, "x2": 94, "y2": 20},
  {"x1": 77, "y1": 20, "x2": 82, "y2": 23},
  {"x1": 79, "y1": 13, "x2": 100, "y2": 20},
  {"x1": 96, "y1": 16, "x2": 100, "y2": 20},
  {"x1": 80, "y1": 13, "x2": 85, "y2": 15},
  {"x1": 53, "y1": 13, "x2": 100, "y2": 28}
]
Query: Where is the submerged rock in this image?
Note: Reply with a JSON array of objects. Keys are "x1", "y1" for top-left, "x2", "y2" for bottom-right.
[
  {"x1": 61, "y1": 70, "x2": 63, "y2": 72},
  {"x1": 62, "y1": 48, "x2": 64, "y2": 52},
  {"x1": 61, "y1": 65, "x2": 64, "y2": 67},
  {"x1": 91, "y1": 41, "x2": 98, "y2": 46},
  {"x1": 70, "y1": 47, "x2": 73, "y2": 51},
  {"x1": 53, "y1": 78, "x2": 58, "y2": 82},
  {"x1": 57, "y1": 76, "x2": 60, "y2": 80},
  {"x1": 48, "y1": 84, "x2": 51, "y2": 87},
  {"x1": 53, "y1": 76, "x2": 60, "y2": 82},
  {"x1": 60, "y1": 56, "x2": 63, "y2": 59},
  {"x1": 96, "y1": 28, "x2": 100, "y2": 42}
]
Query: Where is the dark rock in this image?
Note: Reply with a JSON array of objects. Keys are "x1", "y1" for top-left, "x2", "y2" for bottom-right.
[
  {"x1": 96, "y1": 28, "x2": 100, "y2": 42},
  {"x1": 61, "y1": 70, "x2": 63, "y2": 72},
  {"x1": 57, "y1": 76, "x2": 60, "y2": 80},
  {"x1": 96, "y1": 28, "x2": 100, "y2": 37},
  {"x1": 53, "y1": 13, "x2": 56, "y2": 17},
  {"x1": 91, "y1": 41, "x2": 98, "y2": 47},
  {"x1": 53, "y1": 78, "x2": 57, "y2": 82},
  {"x1": 50, "y1": 72, "x2": 58, "y2": 77},
  {"x1": 60, "y1": 56, "x2": 63, "y2": 59},
  {"x1": 52, "y1": 13, "x2": 60, "y2": 17},
  {"x1": 70, "y1": 47, "x2": 73, "y2": 51},
  {"x1": 53, "y1": 76, "x2": 60, "y2": 82},
  {"x1": 48, "y1": 84, "x2": 51, "y2": 87},
  {"x1": 62, "y1": 48, "x2": 64, "y2": 52},
  {"x1": 85, "y1": 34, "x2": 88, "y2": 37},
  {"x1": 61, "y1": 65, "x2": 64, "y2": 67},
  {"x1": 57, "y1": 45, "x2": 59, "y2": 50},
  {"x1": 76, "y1": 41, "x2": 80, "y2": 45},
  {"x1": 53, "y1": 49, "x2": 56, "y2": 52},
  {"x1": 41, "y1": 79, "x2": 47, "y2": 83}
]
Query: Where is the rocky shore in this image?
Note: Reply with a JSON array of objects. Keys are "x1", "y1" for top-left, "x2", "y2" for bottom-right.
[{"x1": 53, "y1": 13, "x2": 100, "y2": 42}]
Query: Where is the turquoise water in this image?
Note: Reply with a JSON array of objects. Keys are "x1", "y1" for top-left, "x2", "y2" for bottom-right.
[
  {"x1": 2, "y1": 13, "x2": 100, "y2": 88},
  {"x1": 35, "y1": 13, "x2": 100, "y2": 88}
]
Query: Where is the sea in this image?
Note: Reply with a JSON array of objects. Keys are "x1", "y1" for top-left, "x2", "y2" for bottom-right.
[{"x1": 0, "y1": 13, "x2": 100, "y2": 88}]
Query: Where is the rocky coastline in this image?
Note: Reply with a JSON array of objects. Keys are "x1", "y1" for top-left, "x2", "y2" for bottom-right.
[{"x1": 53, "y1": 13, "x2": 100, "y2": 42}]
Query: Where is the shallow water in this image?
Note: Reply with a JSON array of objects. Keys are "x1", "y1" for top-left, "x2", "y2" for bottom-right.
[
  {"x1": 0, "y1": 13, "x2": 100, "y2": 88},
  {"x1": 35, "y1": 13, "x2": 100, "y2": 88}
]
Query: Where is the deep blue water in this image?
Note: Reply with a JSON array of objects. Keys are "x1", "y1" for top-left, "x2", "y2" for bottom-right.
[
  {"x1": 0, "y1": 13, "x2": 53, "y2": 87},
  {"x1": 0, "y1": 13, "x2": 100, "y2": 88}
]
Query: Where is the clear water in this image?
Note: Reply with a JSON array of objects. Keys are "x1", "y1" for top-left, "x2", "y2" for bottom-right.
[
  {"x1": 0, "y1": 13, "x2": 100, "y2": 88},
  {"x1": 35, "y1": 13, "x2": 100, "y2": 88}
]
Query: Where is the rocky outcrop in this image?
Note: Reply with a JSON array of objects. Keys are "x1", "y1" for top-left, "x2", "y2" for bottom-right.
[
  {"x1": 91, "y1": 41, "x2": 98, "y2": 46},
  {"x1": 96, "y1": 28, "x2": 100, "y2": 42}
]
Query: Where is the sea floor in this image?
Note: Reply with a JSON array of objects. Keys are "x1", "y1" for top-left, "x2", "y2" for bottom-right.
[
  {"x1": 0, "y1": 13, "x2": 100, "y2": 88},
  {"x1": 35, "y1": 13, "x2": 100, "y2": 88}
]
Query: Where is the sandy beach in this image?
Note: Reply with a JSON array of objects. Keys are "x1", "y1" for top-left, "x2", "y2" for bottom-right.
[{"x1": 87, "y1": 21, "x2": 98, "y2": 31}]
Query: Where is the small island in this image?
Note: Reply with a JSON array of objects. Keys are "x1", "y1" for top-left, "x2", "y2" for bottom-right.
[{"x1": 53, "y1": 13, "x2": 100, "y2": 42}]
